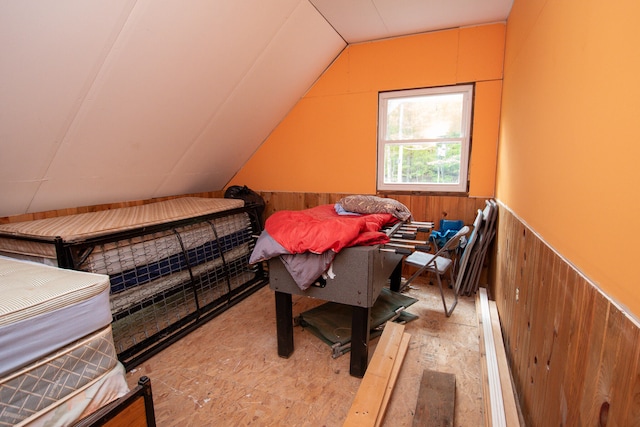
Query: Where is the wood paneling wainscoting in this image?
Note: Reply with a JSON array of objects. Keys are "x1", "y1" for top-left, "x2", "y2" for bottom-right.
[
  {"x1": 258, "y1": 191, "x2": 489, "y2": 225},
  {"x1": 491, "y1": 203, "x2": 640, "y2": 426}
]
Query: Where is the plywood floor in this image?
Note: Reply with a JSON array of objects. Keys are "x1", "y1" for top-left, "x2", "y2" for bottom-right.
[{"x1": 125, "y1": 279, "x2": 483, "y2": 426}]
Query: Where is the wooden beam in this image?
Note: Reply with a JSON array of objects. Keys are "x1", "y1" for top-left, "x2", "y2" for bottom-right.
[
  {"x1": 375, "y1": 332, "x2": 411, "y2": 427},
  {"x1": 343, "y1": 321, "x2": 406, "y2": 427}
]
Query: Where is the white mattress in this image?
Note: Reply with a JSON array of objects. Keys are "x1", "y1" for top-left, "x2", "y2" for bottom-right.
[
  {"x1": 21, "y1": 362, "x2": 129, "y2": 427},
  {"x1": 0, "y1": 197, "x2": 244, "y2": 262},
  {"x1": 0, "y1": 256, "x2": 112, "y2": 377},
  {"x1": 0, "y1": 325, "x2": 128, "y2": 427},
  {"x1": 83, "y1": 212, "x2": 250, "y2": 284}
]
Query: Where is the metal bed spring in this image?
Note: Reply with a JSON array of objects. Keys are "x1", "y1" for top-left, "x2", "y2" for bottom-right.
[{"x1": 51, "y1": 204, "x2": 268, "y2": 370}]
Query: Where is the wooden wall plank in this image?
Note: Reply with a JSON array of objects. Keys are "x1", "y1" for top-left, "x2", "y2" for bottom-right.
[
  {"x1": 593, "y1": 304, "x2": 640, "y2": 427},
  {"x1": 563, "y1": 274, "x2": 597, "y2": 424},
  {"x1": 540, "y1": 260, "x2": 571, "y2": 426},
  {"x1": 523, "y1": 235, "x2": 545, "y2": 419},
  {"x1": 609, "y1": 314, "x2": 640, "y2": 426},
  {"x1": 492, "y1": 205, "x2": 640, "y2": 426},
  {"x1": 408, "y1": 196, "x2": 428, "y2": 223},
  {"x1": 577, "y1": 292, "x2": 609, "y2": 425},
  {"x1": 554, "y1": 267, "x2": 579, "y2": 425},
  {"x1": 512, "y1": 224, "x2": 536, "y2": 414}
]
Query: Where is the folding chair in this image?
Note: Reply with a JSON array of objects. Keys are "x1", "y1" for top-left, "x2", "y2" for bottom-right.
[
  {"x1": 403, "y1": 225, "x2": 470, "y2": 317},
  {"x1": 460, "y1": 201, "x2": 497, "y2": 296},
  {"x1": 429, "y1": 219, "x2": 464, "y2": 251},
  {"x1": 453, "y1": 210, "x2": 483, "y2": 296}
]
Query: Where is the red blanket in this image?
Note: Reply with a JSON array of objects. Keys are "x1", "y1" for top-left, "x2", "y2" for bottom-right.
[{"x1": 265, "y1": 204, "x2": 396, "y2": 254}]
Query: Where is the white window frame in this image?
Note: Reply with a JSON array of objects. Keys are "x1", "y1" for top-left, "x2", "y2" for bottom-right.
[{"x1": 377, "y1": 84, "x2": 474, "y2": 193}]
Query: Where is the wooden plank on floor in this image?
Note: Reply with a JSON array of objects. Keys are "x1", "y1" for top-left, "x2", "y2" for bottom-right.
[
  {"x1": 343, "y1": 321, "x2": 405, "y2": 427},
  {"x1": 412, "y1": 369, "x2": 456, "y2": 427},
  {"x1": 375, "y1": 332, "x2": 411, "y2": 427}
]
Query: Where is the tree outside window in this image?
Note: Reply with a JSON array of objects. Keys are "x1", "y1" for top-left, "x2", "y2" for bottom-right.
[{"x1": 377, "y1": 85, "x2": 473, "y2": 193}]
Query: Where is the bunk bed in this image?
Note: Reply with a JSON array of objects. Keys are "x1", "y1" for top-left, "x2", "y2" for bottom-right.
[
  {"x1": 0, "y1": 256, "x2": 140, "y2": 426},
  {"x1": 0, "y1": 197, "x2": 268, "y2": 371}
]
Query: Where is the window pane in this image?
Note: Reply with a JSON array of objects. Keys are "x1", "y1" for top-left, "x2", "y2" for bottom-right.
[
  {"x1": 386, "y1": 93, "x2": 464, "y2": 140},
  {"x1": 383, "y1": 142, "x2": 461, "y2": 184},
  {"x1": 377, "y1": 84, "x2": 472, "y2": 193}
]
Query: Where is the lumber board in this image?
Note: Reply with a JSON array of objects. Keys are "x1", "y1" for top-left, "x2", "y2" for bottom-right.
[
  {"x1": 343, "y1": 321, "x2": 405, "y2": 427},
  {"x1": 375, "y1": 332, "x2": 411, "y2": 427},
  {"x1": 412, "y1": 369, "x2": 456, "y2": 427}
]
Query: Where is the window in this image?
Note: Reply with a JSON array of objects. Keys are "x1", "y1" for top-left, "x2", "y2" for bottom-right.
[{"x1": 377, "y1": 84, "x2": 474, "y2": 193}]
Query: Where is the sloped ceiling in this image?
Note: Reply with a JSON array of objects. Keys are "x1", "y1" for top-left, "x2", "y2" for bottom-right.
[
  {"x1": 0, "y1": 0, "x2": 512, "y2": 217},
  {"x1": 310, "y1": 0, "x2": 514, "y2": 43}
]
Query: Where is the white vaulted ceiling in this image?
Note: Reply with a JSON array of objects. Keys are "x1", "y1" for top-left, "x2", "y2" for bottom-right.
[
  {"x1": 0, "y1": 0, "x2": 512, "y2": 217},
  {"x1": 310, "y1": 0, "x2": 514, "y2": 43}
]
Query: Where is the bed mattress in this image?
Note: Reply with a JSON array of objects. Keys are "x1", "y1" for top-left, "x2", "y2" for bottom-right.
[
  {"x1": 0, "y1": 197, "x2": 244, "y2": 263},
  {"x1": 0, "y1": 197, "x2": 264, "y2": 370},
  {"x1": 111, "y1": 243, "x2": 256, "y2": 352},
  {"x1": 81, "y1": 211, "x2": 251, "y2": 295},
  {"x1": 0, "y1": 325, "x2": 128, "y2": 427},
  {"x1": 0, "y1": 257, "x2": 112, "y2": 377}
]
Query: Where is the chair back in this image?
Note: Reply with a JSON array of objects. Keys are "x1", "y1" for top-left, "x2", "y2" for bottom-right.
[
  {"x1": 433, "y1": 225, "x2": 470, "y2": 257},
  {"x1": 430, "y1": 219, "x2": 465, "y2": 249}
]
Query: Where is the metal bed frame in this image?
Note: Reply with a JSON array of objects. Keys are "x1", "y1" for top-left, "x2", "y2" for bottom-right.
[{"x1": 0, "y1": 203, "x2": 268, "y2": 370}]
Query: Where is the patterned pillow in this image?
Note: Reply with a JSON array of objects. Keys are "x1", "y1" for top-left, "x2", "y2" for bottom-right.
[{"x1": 337, "y1": 195, "x2": 412, "y2": 221}]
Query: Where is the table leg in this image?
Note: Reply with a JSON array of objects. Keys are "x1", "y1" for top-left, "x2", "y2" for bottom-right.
[
  {"x1": 389, "y1": 260, "x2": 403, "y2": 292},
  {"x1": 350, "y1": 305, "x2": 371, "y2": 378},
  {"x1": 274, "y1": 291, "x2": 293, "y2": 358}
]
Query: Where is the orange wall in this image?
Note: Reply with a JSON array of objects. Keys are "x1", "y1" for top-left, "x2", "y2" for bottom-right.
[
  {"x1": 230, "y1": 24, "x2": 505, "y2": 197},
  {"x1": 497, "y1": 0, "x2": 640, "y2": 317}
]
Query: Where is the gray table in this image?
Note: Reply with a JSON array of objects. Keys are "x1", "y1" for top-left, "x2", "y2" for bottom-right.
[{"x1": 268, "y1": 245, "x2": 404, "y2": 377}]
